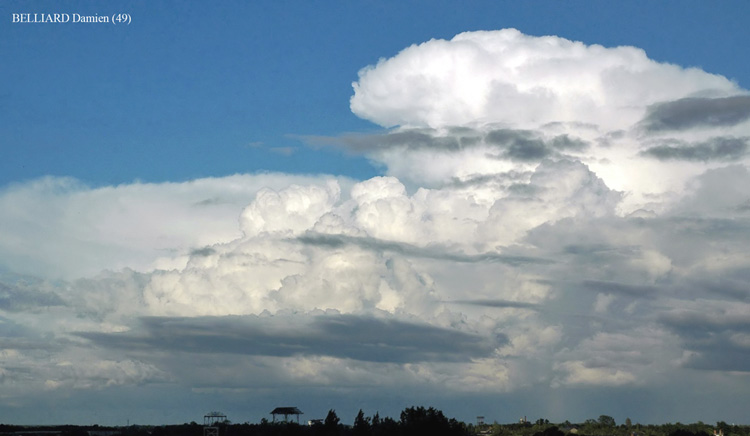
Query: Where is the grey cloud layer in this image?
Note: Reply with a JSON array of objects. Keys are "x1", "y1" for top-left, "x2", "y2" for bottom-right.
[
  {"x1": 582, "y1": 280, "x2": 658, "y2": 298},
  {"x1": 641, "y1": 96, "x2": 750, "y2": 132},
  {"x1": 448, "y1": 299, "x2": 540, "y2": 310},
  {"x1": 309, "y1": 128, "x2": 589, "y2": 162},
  {"x1": 78, "y1": 314, "x2": 502, "y2": 363},
  {"x1": 660, "y1": 309, "x2": 750, "y2": 371},
  {"x1": 641, "y1": 137, "x2": 749, "y2": 162},
  {"x1": 0, "y1": 282, "x2": 66, "y2": 312}
]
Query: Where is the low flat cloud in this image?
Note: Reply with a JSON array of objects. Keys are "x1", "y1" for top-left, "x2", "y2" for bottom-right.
[
  {"x1": 582, "y1": 280, "x2": 658, "y2": 298},
  {"x1": 641, "y1": 96, "x2": 750, "y2": 132},
  {"x1": 485, "y1": 129, "x2": 589, "y2": 162},
  {"x1": 641, "y1": 137, "x2": 749, "y2": 162},
  {"x1": 308, "y1": 128, "x2": 589, "y2": 163},
  {"x1": 448, "y1": 299, "x2": 540, "y2": 310},
  {"x1": 311, "y1": 129, "x2": 466, "y2": 152},
  {"x1": 659, "y1": 308, "x2": 750, "y2": 371},
  {"x1": 295, "y1": 232, "x2": 552, "y2": 266},
  {"x1": 0, "y1": 282, "x2": 66, "y2": 312},
  {"x1": 78, "y1": 314, "x2": 502, "y2": 363}
]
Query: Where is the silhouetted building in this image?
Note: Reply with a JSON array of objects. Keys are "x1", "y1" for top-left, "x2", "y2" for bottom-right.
[{"x1": 270, "y1": 407, "x2": 303, "y2": 424}]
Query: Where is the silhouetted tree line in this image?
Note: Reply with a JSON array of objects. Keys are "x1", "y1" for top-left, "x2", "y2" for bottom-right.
[
  {"x1": 222, "y1": 407, "x2": 467, "y2": 436},
  {"x1": 4, "y1": 413, "x2": 750, "y2": 436},
  {"x1": 0, "y1": 407, "x2": 466, "y2": 436},
  {"x1": 486, "y1": 417, "x2": 750, "y2": 436}
]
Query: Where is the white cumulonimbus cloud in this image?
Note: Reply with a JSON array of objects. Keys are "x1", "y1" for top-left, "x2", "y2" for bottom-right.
[
  {"x1": 348, "y1": 28, "x2": 750, "y2": 212},
  {"x1": 351, "y1": 28, "x2": 742, "y2": 131},
  {"x1": 2, "y1": 29, "x2": 750, "y2": 423}
]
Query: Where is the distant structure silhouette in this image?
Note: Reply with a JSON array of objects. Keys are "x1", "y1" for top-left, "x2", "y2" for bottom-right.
[
  {"x1": 204, "y1": 411, "x2": 227, "y2": 436},
  {"x1": 270, "y1": 407, "x2": 303, "y2": 424}
]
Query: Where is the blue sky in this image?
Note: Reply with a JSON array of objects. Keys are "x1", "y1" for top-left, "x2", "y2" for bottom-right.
[
  {"x1": 3, "y1": 1, "x2": 749, "y2": 186},
  {"x1": 2, "y1": 0, "x2": 750, "y2": 427}
]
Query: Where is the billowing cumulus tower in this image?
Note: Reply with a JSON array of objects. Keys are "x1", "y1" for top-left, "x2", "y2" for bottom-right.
[{"x1": 3, "y1": 29, "x2": 750, "y2": 415}]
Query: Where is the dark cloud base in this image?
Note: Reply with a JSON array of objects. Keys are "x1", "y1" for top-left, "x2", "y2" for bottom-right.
[{"x1": 78, "y1": 313, "x2": 503, "y2": 364}]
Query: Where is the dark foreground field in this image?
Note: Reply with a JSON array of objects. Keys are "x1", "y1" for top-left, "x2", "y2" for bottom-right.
[{"x1": 3, "y1": 409, "x2": 749, "y2": 436}]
